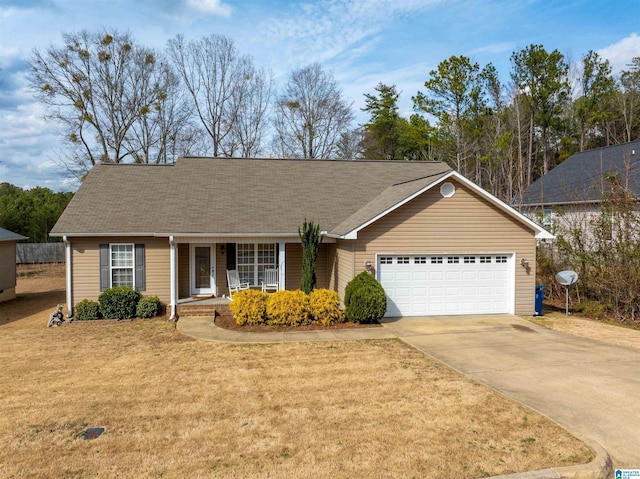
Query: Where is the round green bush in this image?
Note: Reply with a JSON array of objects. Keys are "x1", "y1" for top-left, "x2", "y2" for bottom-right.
[
  {"x1": 344, "y1": 272, "x2": 387, "y2": 324},
  {"x1": 136, "y1": 296, "x2": 162, "y2": 318},
  {"x1": 98, "y1": 286, "x2": 141, "y2": 319},
  {"x1": 74, "y1": 299, "x2": 101, "y2": 320}
]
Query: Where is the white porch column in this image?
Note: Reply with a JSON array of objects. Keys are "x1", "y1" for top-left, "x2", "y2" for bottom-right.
[
  {"x1": 278, "y1": 242, "x2": 286, "y2": 290},
  {"x1": 169, "y1": 236, "x2": 177, "y2": 321},
  {"x1": 63, "y1": 236, "x2": 73, "y2": 317}
]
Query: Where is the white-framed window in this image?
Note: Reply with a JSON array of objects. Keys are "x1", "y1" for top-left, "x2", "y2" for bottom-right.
[
  {"x1": 111, "y1": 244, "x2": 134, "y2": 288},
  {"x1": 379, "y1": 256, "x2": 393, "y2": 264},
  {"x1": 495, "y1": 255, "x2": 508, "y2": 263},
  {"x1": 479, "y1": 256, "x2": 491, "y2": 263},
  {"x1": 447, "y1": 256, "x2": 460, "y2": 264},
  {"x1": 414, "y1": 256, "x2": 427, "y2": 264},
  {"x1": 397, "y1": 257, "x2": 410, "y2": 264},
  {"x1": 237, "y1": 243, "x2": 277, "y2": 286},
  {"x1": 463, "y1": 256, "x2": 476, "y2": 264},
  {"x1": 430, "y1": 256, "x2": 443, "y2": 264}
]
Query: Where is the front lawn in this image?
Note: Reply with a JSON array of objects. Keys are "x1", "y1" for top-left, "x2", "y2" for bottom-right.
[{"x1": 0, "y1": 266, "x2": 593, "y2": 478}]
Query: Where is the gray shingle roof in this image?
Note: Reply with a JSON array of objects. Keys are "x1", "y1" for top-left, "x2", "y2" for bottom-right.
[
  {"x1": 51, "y1": 158, "x2": 451, "y2": 236},
  {"x1": 0, "y1": 227, "x2": 27, "y2": 242},
  {"x1": 518, "y1": 141, "x2": 640, "y2": 206}
]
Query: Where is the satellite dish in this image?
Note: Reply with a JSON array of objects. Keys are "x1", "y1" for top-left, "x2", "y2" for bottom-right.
[
  {"x1": 555, "y1": 270, "x2": 579, "y2": 316},
  {"x1": 555, "y1": 270, "x2": 578, "y2": 286}
]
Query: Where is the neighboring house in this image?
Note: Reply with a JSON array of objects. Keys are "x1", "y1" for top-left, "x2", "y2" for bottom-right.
[
  {"x1": 50, "y1": 157, "x2": 553, "y2": 320},
  {"x1": 0, "y1": 228, "x2": 27, "y2": 303},
  {"x1": 517, "y1": 141, "x2": 640, "y2": 236}
]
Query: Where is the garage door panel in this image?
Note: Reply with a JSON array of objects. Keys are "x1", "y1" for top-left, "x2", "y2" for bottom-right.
[
  {"x1": 478, "y1": 270, "x2": 493, "y2": 280},
  {"x1": 380, "y1": 253, "x2": 512, "y2": 317},
  {"x1": 494, "y1": 270, "x2": 509, "y2": 280},
  {"x1": 462, "y1": 271, "x2": 478, "y2": 280},
  {"x1": 462, "y1": 285, "x2": 477, "y2": 295},
  {"x1": 428, "y1": 286, "x2": 444, "y2": 297}
]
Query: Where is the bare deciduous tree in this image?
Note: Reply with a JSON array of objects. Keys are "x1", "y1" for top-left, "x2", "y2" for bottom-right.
[
  {"x1": 29, "y1": 29, "x2": 173, "y2": 171},
  {"x1": 167, "y1": 34, "x2": 271, "y2": 157},
  {"x1": 273, "y1": 63, "x2": 354, "y2": 159}
]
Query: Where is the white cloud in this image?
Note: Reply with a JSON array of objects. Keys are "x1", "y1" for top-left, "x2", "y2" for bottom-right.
[
  {"x1": 597, "y1": 33, "x2": 640, "y2": 73},
  {"x1": 469, "y1": 42, "x2": 514, "y2": 56},
  {"x1": 259, "y1": 0, "x2": 445, "y2": 67},
  {"x1": 185, "y1": 0, "x2": 232, "y2": 17}
]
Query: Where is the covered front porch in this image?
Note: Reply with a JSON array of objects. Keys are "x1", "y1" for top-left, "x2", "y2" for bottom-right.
[{"x1": 167, "y1": 236, "x2": 336, "y2": 320}]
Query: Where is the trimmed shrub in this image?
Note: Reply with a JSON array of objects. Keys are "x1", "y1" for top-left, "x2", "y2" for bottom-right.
[
  {"x1": 74, "y1": 299, "x2": 101, "y2": 320},
  {"x1": 266, "y1": 290, "x2": 311, "y2": 326},
  {"x1": 136, "y1": 296, "x2": 162, "y2": 318},
  {"x1": 230, "y1": 290, "x2": 268, "y2": 325},
  {"x1": 344, "y1": 272, "x2": 387, "y2": 324},
  {"x1": 309, "y1": 289, "x2": 344, "y2": 325},
  {"x1": 98, "y1": 286, "x2": 141, "y2": 319}
]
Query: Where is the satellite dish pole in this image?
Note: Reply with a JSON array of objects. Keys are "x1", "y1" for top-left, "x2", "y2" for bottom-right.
[{"x1": 555, "y1": 270, "x2": 579, "y2": 316}]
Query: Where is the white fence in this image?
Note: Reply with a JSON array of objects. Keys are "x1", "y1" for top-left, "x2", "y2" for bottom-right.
[{"x1": 16, "y1": 243, "x2": 65, "y2": 264}]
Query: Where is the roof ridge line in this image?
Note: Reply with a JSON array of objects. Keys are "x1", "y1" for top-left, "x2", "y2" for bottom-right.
[{"x1": 391, "y1": 169, "x2": 452, "y2": 186}]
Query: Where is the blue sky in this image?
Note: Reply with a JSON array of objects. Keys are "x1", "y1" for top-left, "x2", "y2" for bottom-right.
[{"x1": 1, "y1": 0, "x2": 639, "y2": 191}]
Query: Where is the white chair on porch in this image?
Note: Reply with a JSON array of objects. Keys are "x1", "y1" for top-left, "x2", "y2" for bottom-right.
[
  {"x1": 261, "y1": 268, "x2": 279, "y2": 293},
  {"x1": 226, "y1": 269, "x2": 249, "y2": 299}
]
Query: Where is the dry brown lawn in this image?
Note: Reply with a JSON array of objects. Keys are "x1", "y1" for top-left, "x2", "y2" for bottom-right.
[
  {"x1": 0, "y1": 265, "x2": 593, "y2": 478},
  {"x1": 528, "y1": 311, "x2": 640, "y2": 349}
]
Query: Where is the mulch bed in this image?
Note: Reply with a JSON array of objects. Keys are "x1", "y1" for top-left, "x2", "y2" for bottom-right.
[{"x1": 214, "y1": 306, "x2": 382, "y2": 332}]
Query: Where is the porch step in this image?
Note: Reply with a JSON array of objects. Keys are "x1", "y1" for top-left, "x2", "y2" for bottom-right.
[{"x1": 178, "y1": 304, "x2": 218, "y2": 317}]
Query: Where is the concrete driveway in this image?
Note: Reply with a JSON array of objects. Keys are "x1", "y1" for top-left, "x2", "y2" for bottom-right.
[{"x1": 380, "y1": 314, "x2": 640, "y2": 469}]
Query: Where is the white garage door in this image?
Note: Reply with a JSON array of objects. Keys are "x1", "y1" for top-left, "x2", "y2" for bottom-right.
[{"x1": 378, "y1": 254, "x2": 512, "y2": 317}]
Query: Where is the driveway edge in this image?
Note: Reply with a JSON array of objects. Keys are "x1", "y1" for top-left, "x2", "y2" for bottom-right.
[{"x1": 488, "y1": 439, "x2": 611, "y2": 478}]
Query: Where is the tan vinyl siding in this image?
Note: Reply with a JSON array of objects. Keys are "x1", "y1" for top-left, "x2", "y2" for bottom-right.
[
  {"x1": 285, "y1": 243, "x2": 331, "y2": 291},
  {"x1": 326, "y1": 243, "x2": 337, "y2": 290},
  {"x1": 335, "y1": 240, "x2": 355, "y2": 300},
  {"x1": 216, "y1": 245, "x2": 227, "y2": 297},
  {"x1": 71, "y1": 237, "x2": 170, "y2": 305},
  {"x1": 354, "y1": 179, "x2": 537, "y2": 315},
  {"x1": 0, "y1": 241, "x2": 17, "y2": 291},
  {"x1": 315, "y1": 244, "x2": 330, "y2": 289},
  {"x1": 178, "y1": 243, "x2": 189, "y2": 299},
  {"x1": 285, "y1": 243, "x2": 302, "y2": 290}
]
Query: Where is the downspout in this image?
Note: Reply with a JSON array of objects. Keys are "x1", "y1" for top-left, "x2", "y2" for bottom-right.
[
  {"x1": 169, "y1": 236, "x2": 177, "y2": 321},
  {"x1": 63, "y1": 236, "x2": 73, "y2": 318},
  {"x1": 278, "y1": 242, "x2": 286, "y2": 290}
]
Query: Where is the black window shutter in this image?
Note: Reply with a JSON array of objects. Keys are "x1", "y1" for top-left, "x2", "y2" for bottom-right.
[
  {"x1": 99, "y1": 244, "x2": 110, "y2": 291},
  {"x1": 226, "y1": 243, "x2": 236, "y2": 271},
  {"x1": 135, "y1": 243, "x2": 145, "y2": 291}
]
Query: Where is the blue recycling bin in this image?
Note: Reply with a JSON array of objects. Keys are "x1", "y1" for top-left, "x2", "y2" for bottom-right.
[{"x1": 534, "y1": 285, "x2": 545, "y2": 316}]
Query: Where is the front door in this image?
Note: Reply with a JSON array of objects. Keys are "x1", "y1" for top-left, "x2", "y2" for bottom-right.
[{"x1": 190, "y1": 244, "x2": 216, "y2": 296}]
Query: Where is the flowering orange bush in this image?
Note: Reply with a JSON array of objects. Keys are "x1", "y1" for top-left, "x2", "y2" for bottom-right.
[
  {"x1": 229, "y1": 290, "x2": 268, "y2": 325},
  {"x1": 266, "y1": 290, "x2": 311, "y2": 326},
  {"x1": 309, "y1": 289, "x2": 344, "y2": 325}
]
